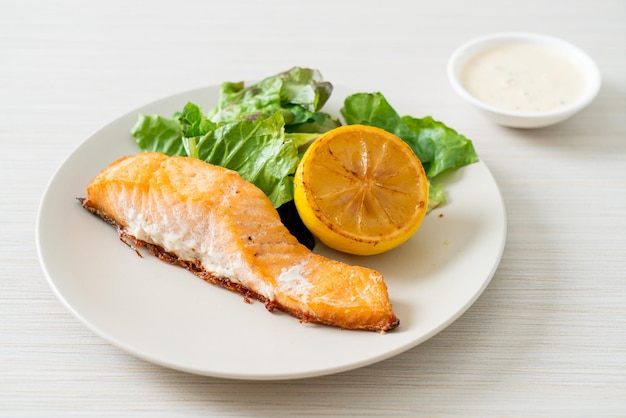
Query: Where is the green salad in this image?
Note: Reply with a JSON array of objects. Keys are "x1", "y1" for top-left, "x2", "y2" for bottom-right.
[{"x1": 131, "y1": 66, "x2": 479, "y2": 212}]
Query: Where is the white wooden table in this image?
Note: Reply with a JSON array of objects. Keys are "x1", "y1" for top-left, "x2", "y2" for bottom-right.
[{"x1": 2, "y1": 0, "x2": 625, "y2": 416}]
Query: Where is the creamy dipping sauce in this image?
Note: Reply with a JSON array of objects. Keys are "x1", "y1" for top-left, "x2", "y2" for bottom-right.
[{"x1": 460, "y1": 43, "x2": 586, "y2": 113}]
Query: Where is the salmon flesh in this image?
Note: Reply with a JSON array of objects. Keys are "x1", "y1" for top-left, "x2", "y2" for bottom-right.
[{"x1": 79, "y1": 152, "x2": 399, "y2": 332}]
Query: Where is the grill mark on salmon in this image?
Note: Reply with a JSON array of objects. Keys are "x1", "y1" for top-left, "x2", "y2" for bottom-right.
[{"x1": 79, "y1": 152, "x2": 399, "y2": 332}]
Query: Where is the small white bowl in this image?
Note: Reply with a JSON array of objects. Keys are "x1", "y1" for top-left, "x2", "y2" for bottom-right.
[{"x1": 447, "y1": 32, "x2": 601, "y2": 128}]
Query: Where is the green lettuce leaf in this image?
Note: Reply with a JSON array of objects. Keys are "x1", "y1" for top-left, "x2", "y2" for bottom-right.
[
  {"x1": 189, "y1": 112, "x2": 314, "y2": 208},
  {"x1": 176, "y1": 102, "x2": 218, "y2": 137},
  {"x1": 206, "y1": 67, "x2": 337, "y2": 128},
  {"x1": 286, "y1": 111, "x2": 341, "y2": 134},
  {"x1": 339, "y1": 91, "x2": 411, "y2": 137},
  {"x1": 131, "y1": 102, "x2": 218, "y2": 156},
  {"x1": 131, "y1": 114, "x2": 185, "y2": 156},
  {"x1": 426, "y1": 181, "x2": 446, "y2": 211},
  {"x1": 401, "y1": 115, "x2": 479, "y2": 179}
]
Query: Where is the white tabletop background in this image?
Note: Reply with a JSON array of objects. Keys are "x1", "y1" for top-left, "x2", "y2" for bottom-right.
[{"x1": 1, "y1": 0, "x2": 625, "y2": 416}]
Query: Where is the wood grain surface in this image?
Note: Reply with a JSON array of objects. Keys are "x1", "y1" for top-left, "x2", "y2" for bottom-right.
[{"x1": 1, "y1": 0, "x2": 625, "y2": 416}]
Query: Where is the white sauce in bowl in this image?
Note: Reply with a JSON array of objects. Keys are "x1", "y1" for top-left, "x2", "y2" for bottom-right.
[{"x1": 460, "y1": 43, "x2": 586, "y2": 113}]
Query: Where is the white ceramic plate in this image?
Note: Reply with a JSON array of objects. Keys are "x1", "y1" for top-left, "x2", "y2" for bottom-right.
[{"x1": 36, "y1": 84, "x2": 507, "y2": 380}]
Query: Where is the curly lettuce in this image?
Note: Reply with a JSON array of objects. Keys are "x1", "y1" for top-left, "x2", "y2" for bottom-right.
[
  {"x1": 131, "y1": 68, "x2": 337, "y2": 209},
  {"x1": 206, "y1": 67, "x2": 339, "y2": 130},
  {"x1": 131, "y1": 68, "x2": 479, "y2": 213}
]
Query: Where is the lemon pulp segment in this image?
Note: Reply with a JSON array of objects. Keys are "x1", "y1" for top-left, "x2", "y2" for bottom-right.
[{"x1": 294, "y1": 124, "x2": 428, "y2": 256}]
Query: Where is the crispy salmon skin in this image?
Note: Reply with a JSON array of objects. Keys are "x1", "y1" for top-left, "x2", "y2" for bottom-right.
[{"x1": 80, "y1": 152, "x2": 399, "y2": 332}]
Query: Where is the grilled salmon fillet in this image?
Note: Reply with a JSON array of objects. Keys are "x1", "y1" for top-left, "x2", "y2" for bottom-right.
[{"x1": 80, "y1": 152, "x2": 399, "y2": 332}]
